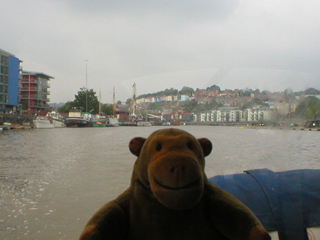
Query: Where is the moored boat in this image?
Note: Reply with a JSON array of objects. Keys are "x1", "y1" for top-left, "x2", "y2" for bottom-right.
[
  {"x1": 104, "y1": 88, "x2": 120, "y2": 127},
  {"x1": 119, "y1": 121, "x2": 138, "y2": 126},
  {"x1": 137, "y1": 121, "x2": 152, "y2": 126},
  {"x1": 46, "y1": 111, "x2": 65, "y2": 128},
  {"x1": 106, "y1": 117, "x2": 119, "y2": 127},
  {"x1": 52, "y1": 119, "x2": 65, "y2": 128},
  {"x1": 65, "y1": 107, "x2": 91, "y2": 127},
  {"x1": 33, "y1": 117, "x2": 55, "y2": 129},
  {"x1": 93, "y1": 121, "x2": 106, "y2": 127}
]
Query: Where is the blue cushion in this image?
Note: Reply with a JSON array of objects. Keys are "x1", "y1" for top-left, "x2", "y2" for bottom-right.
[{"x1": 209, "y1": 169, "x2": 320, "y2": 240}]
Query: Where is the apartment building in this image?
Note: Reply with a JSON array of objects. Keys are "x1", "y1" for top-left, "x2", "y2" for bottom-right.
[
  {"x1": 244, "y1": 108, "x2": 274, "y2": 122},
  {"x1": 200, "y1": 107, "x2": 243, "y2": 122},
  {"x1": 0, "y1": 49, "x2": 22, "y2": 113},
  {"x1": 199, "y1": 107, "x2": 274, "y2": 123},
  {"x1": 20, "y1": 71, "x2": 54, "y2": 114}
]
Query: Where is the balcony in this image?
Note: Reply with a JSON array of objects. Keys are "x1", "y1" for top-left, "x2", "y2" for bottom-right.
[
  {"x1": 20, "y1": 94, "x2": 39, "y2": 100},
  {"x1": 20, "y1": 87, "x2": 38, "y2": 91},
  {"x1": 28, "y1": 104, "x2": 46, "y2": 108},
  {"x1": 47, "y1": 91, "x2": 50, "y2": 95},
  {"x1": 21, "y1": 79, "x2": 39, "y2": 84},
  {"x1": 47, "y1": 83, "x2": 50, "y2": 88}
]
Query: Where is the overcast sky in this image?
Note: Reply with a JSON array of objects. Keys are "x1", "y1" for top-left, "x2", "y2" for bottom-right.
[{"x1": 1, "y1": 0, "x2": 320, "y2": 103}]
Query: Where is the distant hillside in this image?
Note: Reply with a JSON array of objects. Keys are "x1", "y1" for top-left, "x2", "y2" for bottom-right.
[{"x1": 49, "y1": 102, "x2": 66, "y2": 108}]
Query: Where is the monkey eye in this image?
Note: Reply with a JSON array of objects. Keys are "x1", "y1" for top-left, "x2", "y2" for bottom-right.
[
  {"x1": 187, "y1": 141, "x2": 194, "y2": 150},
  {"x1": 156, "y1": 143, "x2": 162, "y2": 151}
]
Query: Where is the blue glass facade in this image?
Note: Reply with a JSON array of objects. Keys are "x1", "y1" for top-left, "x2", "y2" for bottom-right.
[
  {"x1": 0, "y1": 49, "x2": 21, "y2": 109},
  {"x1": 8, "y1": 55, "x2": 20, "y2": 106}
]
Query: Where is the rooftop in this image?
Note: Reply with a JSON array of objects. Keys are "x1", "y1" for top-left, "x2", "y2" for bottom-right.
[
  {"x1": 22, "y1": 71, "x2": 54, "y2": 79},
  {"x1": 0, "y1": 48, "x2": 15, "y2": 56}
]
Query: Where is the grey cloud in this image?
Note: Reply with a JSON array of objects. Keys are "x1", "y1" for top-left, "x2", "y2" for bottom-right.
[{"x1": 1, "y1": 0, "x2": 320, "y2": 103}]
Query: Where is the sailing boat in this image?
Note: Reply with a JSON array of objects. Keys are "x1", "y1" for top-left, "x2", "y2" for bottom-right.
[
  {"x1": 106, "y1": 87, "x2": 119, "y2": 127},
  {"x1": 92, "y1": 90, "x2": 107, "y2": 127}
]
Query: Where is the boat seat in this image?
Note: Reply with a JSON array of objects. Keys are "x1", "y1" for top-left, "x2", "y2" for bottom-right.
[{"x1": 209, "y1": 169, "x2": 320, "y2": 240}]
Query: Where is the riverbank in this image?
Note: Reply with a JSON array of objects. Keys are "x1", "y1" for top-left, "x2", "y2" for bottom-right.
[
  {"x1": 0, "y1": 113, "x2": 33, "y2": 125},
  {"x1": 0, "y1": 124, "x2": 32, "y2": 131},
  {"x1": 244, "y1": 126, "x2": 320, "y2": 131},
  {"x1": 1, "y1": 122, "x2": 320, "y2": 131}
]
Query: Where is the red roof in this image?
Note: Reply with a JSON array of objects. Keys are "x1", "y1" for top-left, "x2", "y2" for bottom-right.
[{"x1": 177, "y1": 110, "x2": 191, "y2": 115}]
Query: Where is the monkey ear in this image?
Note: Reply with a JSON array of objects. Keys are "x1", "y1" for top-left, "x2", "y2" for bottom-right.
[
  {"x1": 129, "y1": 137, "x2": 146, "y2": 157},
  {"x1": 197, "y1": 138, "x2": 212, "y2": 157}
]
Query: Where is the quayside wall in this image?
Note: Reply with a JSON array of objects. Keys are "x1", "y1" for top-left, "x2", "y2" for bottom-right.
[{"x1": 0, "y1": 114, "x2": 33, "y2": 125}]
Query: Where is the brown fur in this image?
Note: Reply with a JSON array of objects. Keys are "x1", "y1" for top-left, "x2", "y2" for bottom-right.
[{"x1": 79, "y1": 128, "x2": 270, "y2": 240}]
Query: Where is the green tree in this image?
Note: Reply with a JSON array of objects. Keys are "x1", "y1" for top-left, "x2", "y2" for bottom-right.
[
  {"x1": 179, "y1": 86, "x2": 194, "y2": 96},
  {"x1": 284, "y1": 88, "x2": 295, "y2": 103},
  {"x1": 304, "y1": 88, "x2": 320, "y2": 95},
  {"x1": 73, "y1": 88, "x2": 99, "y2": 113},
  {"x1": 206, "y1": 85, "x2": 221, "y2": 92},
  {"x1": 295, "y1": 96, "x2": 320, "y2": 119},
  {"x1": 179, "y1": 99, "x2": 198, "y2": 112},
  {"x1": 21, "y1": 100, "x2": 29, "y2": 110},
  {"x1": 126, "y1": 98, "x2": 132, "y2": 105},
  {"x1": 58, "y1": 101, "x2": 73, "y2": 113},
  {"x1": 163, "y1": 88, "x2": 178, "y2": 96},
  {"x1": 101, "y1": 104, "x2": 113, "y2": 115},
  {"x1": 241, "y1": 98, "x2": 264, "y2": 110},
  {"x1": 149, "y1": 102, "x2": 165, "y2": 110},
  {"x1": 240, "y1": 89, "x2": 253, "y2": 97}
]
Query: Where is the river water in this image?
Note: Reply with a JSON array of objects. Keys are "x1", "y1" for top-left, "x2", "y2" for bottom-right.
[{"x1": 1, "y1": 126, "x2": 319, "y2": 239}]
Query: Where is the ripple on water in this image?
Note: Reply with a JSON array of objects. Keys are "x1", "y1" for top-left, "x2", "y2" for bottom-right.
[{"x1": 1, "y1": 126, "x2": 320, "y2": 239}]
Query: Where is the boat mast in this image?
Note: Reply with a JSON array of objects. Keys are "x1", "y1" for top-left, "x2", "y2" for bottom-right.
[
  {"x1": 85, "y1": 60, "x2": 88, "y2": 113},
  {"x1": 99, "y1": 89, "x2": 101, "y2": 115},
  {"x1": 132, "y1": 83, "x2": 136, "y2": 118},
  {"x1": 113, "y1": 87, "x2": 116, "y2": 117}
]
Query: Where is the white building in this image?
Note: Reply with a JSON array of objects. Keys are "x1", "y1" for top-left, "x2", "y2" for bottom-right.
[
  {"x1": 199, "y1": 107, "x2": 244, "y2": 122},
  {"x1": 199, "y1": 107, "x2": 274, "y2": 123},
  {"x1": 244, "y1": 108, "x2": 274, "y2": 122}
]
